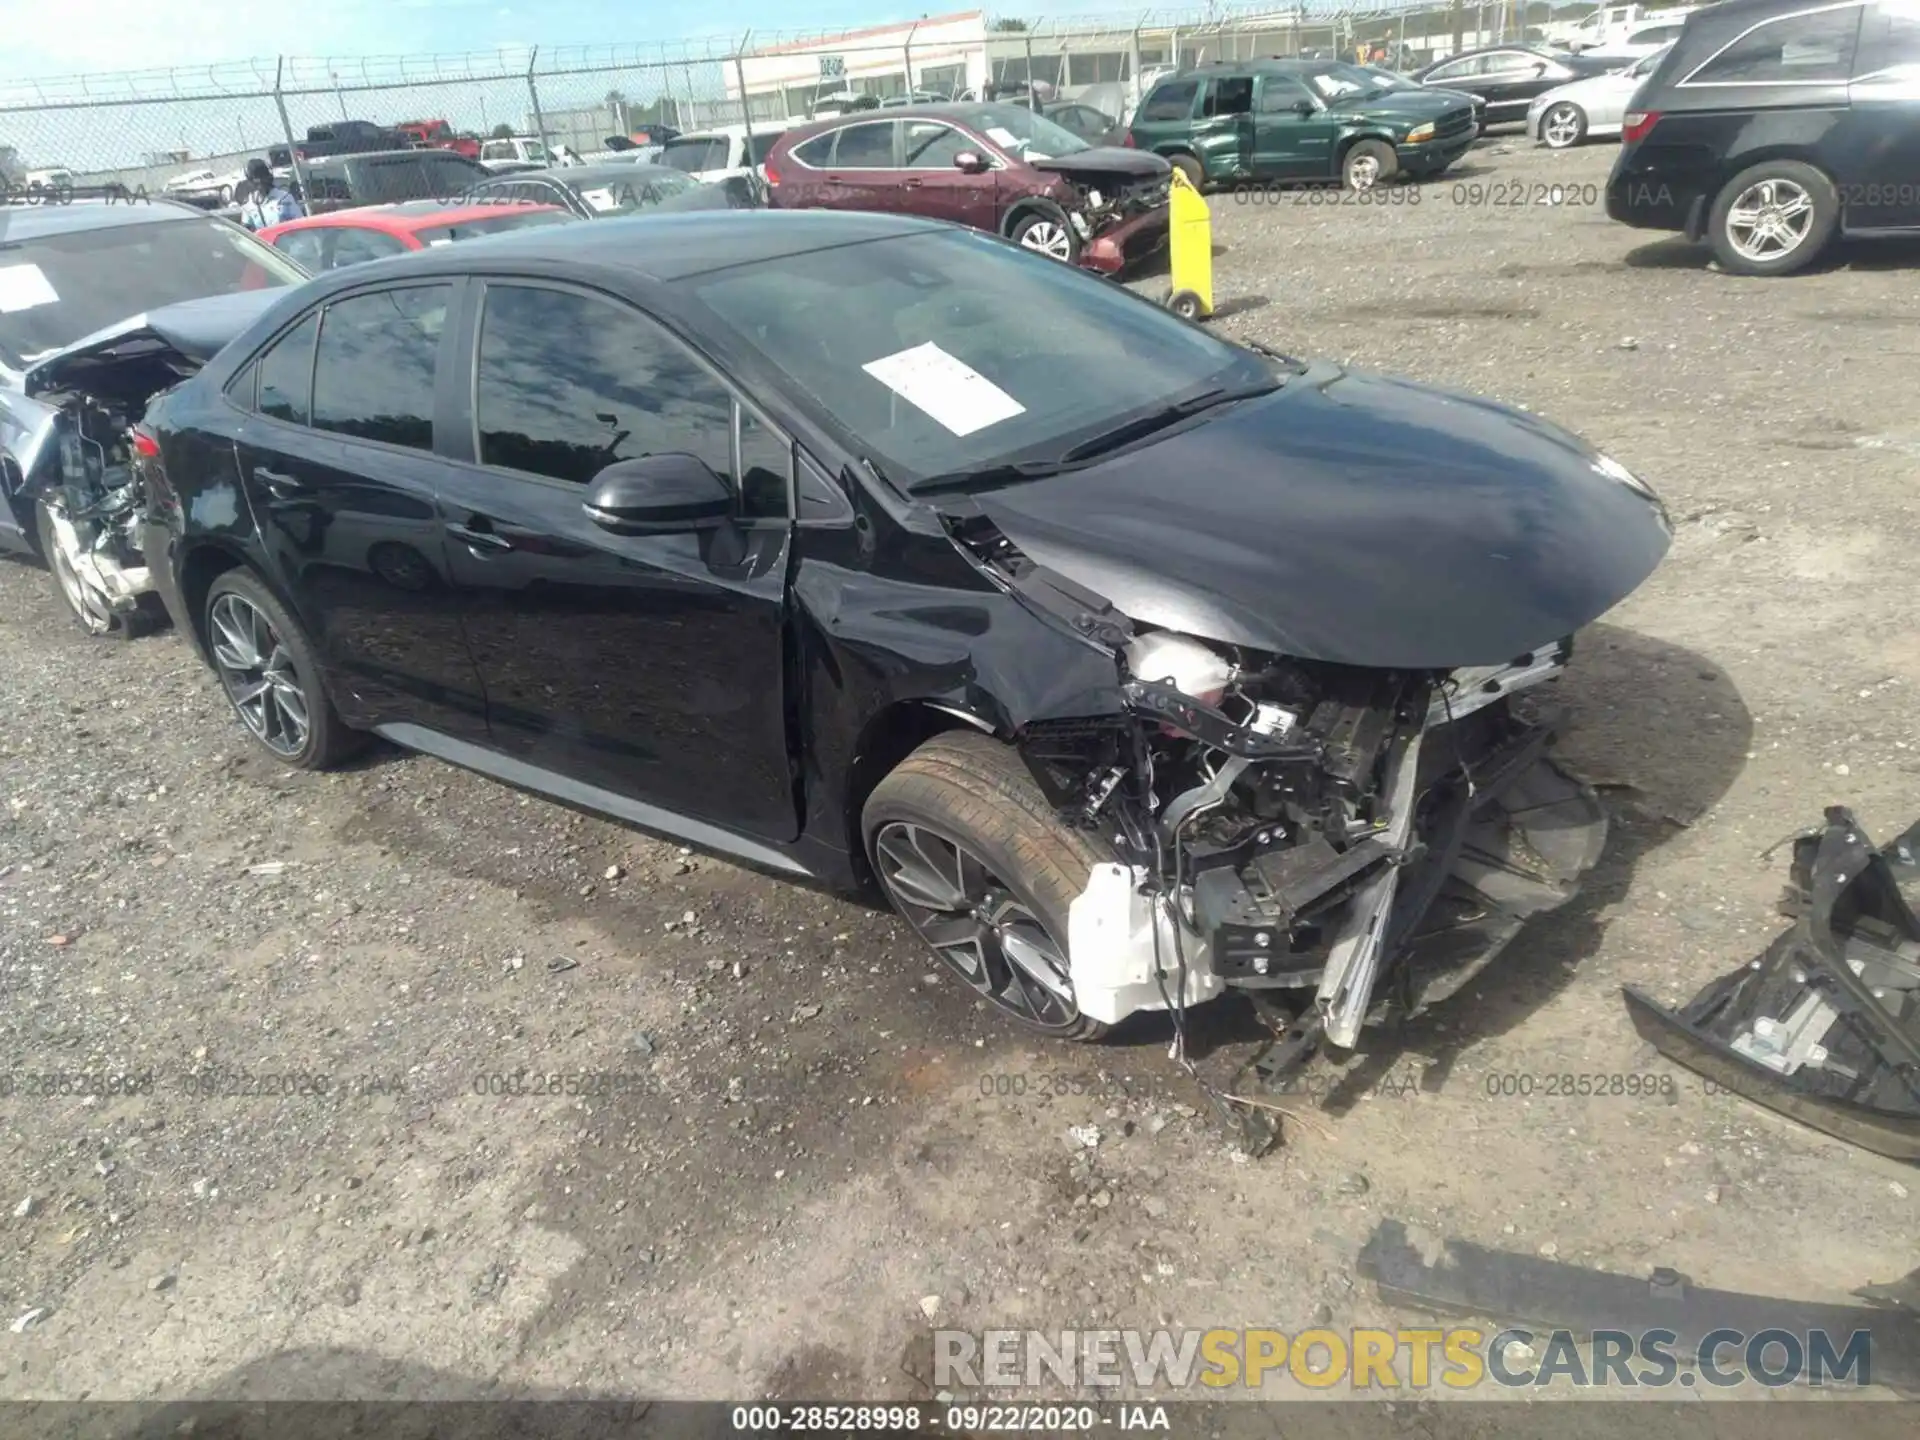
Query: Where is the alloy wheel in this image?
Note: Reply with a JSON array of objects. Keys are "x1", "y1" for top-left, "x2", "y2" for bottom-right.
[
  {"x1": 208, "y1": 592, "x2": 311, "y2": 757},
  {"x1": 874, "y1": 821, "x2": 1081, "y2": 1031},
  {"x1": 1725, "y1": 179, "x2": 1815, "y2": 263},
  {"x1": 1542, "y1": 104, "x2": 1582, "y2": 148},
  {"x1": 1018, "y1": 220, "x2": 1074, "y2": 261}
]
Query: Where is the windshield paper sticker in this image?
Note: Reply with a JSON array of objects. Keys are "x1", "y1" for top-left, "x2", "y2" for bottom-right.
[
  {"x1": 985, "y1": 126, "x2": 1021, "y2": 147},
  {"x1": 0, "y1": 263, "x2": 59, "y2": 313},
  {"x1": 862, "y1": 343, "x2": 1026, "y2": 437},
  {"x1": 580, "y1": 187, "x2": 618, "y2": 212}
]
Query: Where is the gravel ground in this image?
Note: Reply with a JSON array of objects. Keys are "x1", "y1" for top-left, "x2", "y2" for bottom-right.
[{"x1": 3, "y1": 135, "x2": 1919, "y2": 1408}]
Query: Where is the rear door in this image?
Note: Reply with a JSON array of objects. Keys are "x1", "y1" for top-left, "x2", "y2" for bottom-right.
[
  {"x1": 1476, "y1": 51, "x2": 1560, "y2": 119},
  {"x1": 1193, "y1": 73, "x2": 1256, "y2": 179},
  {"x1": 813, "y1": 120, "x2": 905, "y2": 210},
  {"x1": 430, "y1": 278, "x2": 799, "y2": 840},
  {"x1": 1848, "y1": 0, "x2": 1920, "y2": 228},
  {"x1": 899, "y1": 119, "x2": 998, "y2": 230},
  {"x1": 228, "y1": 282, "x2": 488, "y2": 738},
  {"x1": 1251, "y1": 72, "x2": 1338, "y2": 178}
]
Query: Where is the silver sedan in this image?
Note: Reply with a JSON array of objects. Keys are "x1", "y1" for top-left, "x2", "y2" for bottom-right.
[{"x1": 1527, "y1": 44, "x2": 1671, "y2": 149}]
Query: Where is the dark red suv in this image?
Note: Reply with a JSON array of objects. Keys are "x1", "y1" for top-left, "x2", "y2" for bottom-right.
[{"x1": 763, "y1": 102, "x2": 1170, "y2": 273}]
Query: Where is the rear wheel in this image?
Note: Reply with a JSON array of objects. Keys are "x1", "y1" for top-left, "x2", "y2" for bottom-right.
[
  {"x1": 865, "y1": 732, "x2": 1113, "y2": 1041},
  {"x1": 1341, "y1": 139, "x2": 1398, "y2": 191},
  {"x1": 1010, "y1": 210, "x2": 1080, "y2": 263},
  {"x1": 1169, "y1": 153, "x2": 1204, "y2": 190},
  {"x1": 1541, "y1": 102, "x2": 1587, "y2": 149},
  {"x1": 203, "y1": 569, "x2": 364, "y2": 770},
  {"x1": 1708, "y1": 160, "x2": 1838, "y2": 277}
]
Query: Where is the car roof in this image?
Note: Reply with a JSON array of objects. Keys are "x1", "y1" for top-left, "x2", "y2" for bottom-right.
[
  {"x1": 294, "y1": 209, "x2": 950, "y2": 286},
  {"x1": 261, "y1": 199, "x2": 557, "y2": 235},
  {"x1": 482, "y1": 161, "x2": 687, "y2": 186},
  {"x1": 1427, "y1": 43, "x2": 1565, "y2": 62},
  {"x1": 304, "y1": 149, "x2": 463, "y2": 170},
  {"x1": 668, "y1": 121, "x2": 794, "y2": 141},
  {"x1": 0, "y1": 198, "x2": 218, "y2": 240}
]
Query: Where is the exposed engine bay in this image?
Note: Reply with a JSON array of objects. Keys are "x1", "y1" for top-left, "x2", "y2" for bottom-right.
[
  {"x1": 1, "y1": 309, "x2": 243, "y2": 634},
  {"x1": 955, "y1": 515, "x2": 1610, "y2": 1082}
]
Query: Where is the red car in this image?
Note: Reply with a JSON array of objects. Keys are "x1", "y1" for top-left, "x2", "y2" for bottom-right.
[
  {"x1": 762, "y1": 102, "x2": 1169, "y2": 273},
  {"x1": 257, "y1": 199, "x2": 576, "y2": 271}
]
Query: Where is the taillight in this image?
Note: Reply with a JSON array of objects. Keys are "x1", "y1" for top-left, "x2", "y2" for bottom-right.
[
  {"x1": 131, "y1": 429, "x2": 160, "y2": 459},
  {"x1": 763, "y1": 159, "x2": 780, "y2": 187},
  {"x1": 1121, "y1": 130, "x2": 1136, "y2": 147},
  {"x1": 1622, "y1": 111, "x2": 1659, "y2": 143}
]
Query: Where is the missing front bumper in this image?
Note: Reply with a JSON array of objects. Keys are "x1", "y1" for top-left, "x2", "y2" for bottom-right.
[{"x1": 1625, "y1": 806, "x2": 1920, "y2": 1162}]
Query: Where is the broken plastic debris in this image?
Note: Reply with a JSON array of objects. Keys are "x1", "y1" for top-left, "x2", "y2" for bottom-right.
[{"x1": 245, "y1": 862, "x2": 290, "y2": 877}]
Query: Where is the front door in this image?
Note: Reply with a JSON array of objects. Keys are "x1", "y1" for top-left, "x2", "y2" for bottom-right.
[
  {"x1": 1477, "y1": 51, "x2": 1559, "y2": 120},
  {"x1": 1251, "y1": 73, "x2": 1338, "y2": 178},
  {"x1": 432, "y1": 278, "x2": 800, "y2": 841},
  {"x1": 230, "y1": 282, "x2": 489, "y2": 738},
  {"x1": 899, "y1": 119, "x2": 999, "y2": 231}
]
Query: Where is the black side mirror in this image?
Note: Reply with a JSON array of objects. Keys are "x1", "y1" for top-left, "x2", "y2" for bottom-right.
[
  {"x1": 953, "y1": 150, "x2": 989, "y2": 174},
  {"x1": 583, "y1": 454, "x2": 732, "y2": 534},
  {"x1": 1294, "y1": 99, "x2": 1317, "y2": 116}
]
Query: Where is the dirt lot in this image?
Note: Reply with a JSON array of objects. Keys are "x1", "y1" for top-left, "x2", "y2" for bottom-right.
[{"x1": 3, "y1": 135, "x2": 1918, "y2": 1409}]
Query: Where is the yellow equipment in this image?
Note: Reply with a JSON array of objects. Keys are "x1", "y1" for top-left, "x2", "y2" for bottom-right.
[{"x1": 1164, "y1": 167, "x2": 1213, "y2": 322}]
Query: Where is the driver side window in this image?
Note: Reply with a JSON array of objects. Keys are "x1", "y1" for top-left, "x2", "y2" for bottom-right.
[
  {"x1": 903, "y1": 121, "x2": 972, "y2": 168},
  {"x1": 1256, "y1": 75, "x2": 1314, "y2": 111}
]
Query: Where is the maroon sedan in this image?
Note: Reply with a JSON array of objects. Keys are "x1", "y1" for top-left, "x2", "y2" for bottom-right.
[{"x1": 762, "y1": 102, "x2": 1170, "y2": 273}]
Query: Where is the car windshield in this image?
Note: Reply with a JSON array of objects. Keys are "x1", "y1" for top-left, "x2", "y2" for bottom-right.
[
  {"x1": 958, "y1": 104, "x2": 1091, "y2": 161},
  {"x1": 1306, "y1": 64, "x2": 1392, "y2": 100},
  {"x1": 569, "y1": 169, "x2": 700, "y2": 214},
  {"x1": 0, "y1": 216, "x2": 307, "y2": 371},
  {"x1": 685, "y1": 227, "x2": 1272, "y2": 487}
]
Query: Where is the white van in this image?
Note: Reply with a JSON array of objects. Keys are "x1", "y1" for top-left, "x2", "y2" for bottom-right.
[{"x1": 1547, "y1": 4, "x2": 1696, "y2": 51}]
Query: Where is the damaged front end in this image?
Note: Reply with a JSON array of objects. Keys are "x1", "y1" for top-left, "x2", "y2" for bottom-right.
[
  {"x1": 959, "y1": 520, "x2": 1610, "y2": 1064},
  {"x1": 1625, "y1": 807, "x2": 1920, "y2": 1162}
]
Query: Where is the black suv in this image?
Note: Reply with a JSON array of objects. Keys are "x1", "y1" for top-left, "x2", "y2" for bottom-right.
[
  {"x1": 1606, "y1": 0, "x2": 1920, "y2": 275},
  {"x1": 295, "y1": 150, "x2": 492, "y2": 213}
]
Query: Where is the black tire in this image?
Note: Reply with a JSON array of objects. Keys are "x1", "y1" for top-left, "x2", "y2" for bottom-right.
[
  {"x1": 1341, "y1": 138, "x2": 1398, "y2": 191},
  {"x1": 864, "y1": 731, "x2": 1114, "y2": 1042},
  {"x1": 1539, "y1": 101, "x2": 1587, "y2": 150},
  {"x1": 1169, "y1": 152, "x2": 1204, "y2": 191},
  {"x1": 1168, "y1": 288, "x2": 1205, "y2": 320},
  {"x1": 203, "y1": 568, "x2": 364, "y2": 770},
  {"x1": 1707, "y1": 159, "x2": 1838, "y2": 278},
  {"x1": 1009, "y1": 209, "x2": 1081, "y2": 264}
]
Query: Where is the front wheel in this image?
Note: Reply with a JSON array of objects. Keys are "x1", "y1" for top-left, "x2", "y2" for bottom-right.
[
  {"x1": 1169, "y1": 153, "x2": 1204, "y2": 191},
  {"x1": 1708, "y1": 160, "x2": 1838, "y2": 277},
  {"x1": 1341, "y1": 139, "x2": 1398, "y2": 192},
  {"x1": 1010, "y1": 210, "x2": 1080, "y2": 264},
  {"x1": 1541, "y1": 102, "x2": 1586, "y2": 149},
  {"x1": 864, "y1": 732, "x2": 1112, "y2": 1041},
  {"x1": 34, "y1": 497, "x2": 160, "y2": 638}
]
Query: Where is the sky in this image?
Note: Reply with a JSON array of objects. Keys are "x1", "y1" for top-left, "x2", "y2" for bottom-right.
[{"x1": 0, "y1": 0, "x2": 1146, "y2": 82}]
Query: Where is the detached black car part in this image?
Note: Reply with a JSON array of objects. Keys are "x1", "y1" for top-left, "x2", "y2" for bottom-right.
[
  {"x1": 1625, "y1": 807, "x2": 1920, "y2": 1162},
  {"x1": 1357, "y1": 1217, "x2": 1920, "y2": 1397}
]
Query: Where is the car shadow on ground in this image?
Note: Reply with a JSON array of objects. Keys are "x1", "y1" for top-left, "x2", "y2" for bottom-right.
[
  {"x1": 1627, "y1": 232, "x2": 1920, "y2": 275},
  {"x1": 1109, "y1": 624, "x2": 1754, "y2": 1104}
]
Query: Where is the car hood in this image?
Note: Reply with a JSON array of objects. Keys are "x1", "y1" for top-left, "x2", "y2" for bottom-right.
[
  {"x1": 1027, "y1": 147, "x2": 1170, "y2": 180},
  {"x1": 966, "y1": 362, "x2": 1671, "y2": 669},
  {"x1": 1330, "y1": 88, "x2": 1459, "y2": 122},
  {"x1": 21, "y1": 288, "x2": 287, "y2": 396}
]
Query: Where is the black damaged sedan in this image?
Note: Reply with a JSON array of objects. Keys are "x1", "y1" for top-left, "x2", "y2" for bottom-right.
[{"x1": 135, "y1": 211, "x2": 1670, "y2": 1061}]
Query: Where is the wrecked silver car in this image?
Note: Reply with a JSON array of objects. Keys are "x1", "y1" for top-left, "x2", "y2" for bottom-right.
[
  {"x1": 137, "y1": 213, "x2": 1673, "y2": 1077},
  {"x1": 0, "y1": 197, "x2": 305, "y2": 632}
]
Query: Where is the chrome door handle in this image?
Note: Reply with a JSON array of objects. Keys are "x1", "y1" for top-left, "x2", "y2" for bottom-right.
[
  {"x1": 254, "y1": 467, "x2": 304, "y2": 498},
  {"x1": 446, "y1": 522, "x2": 513, "y2": 554}
]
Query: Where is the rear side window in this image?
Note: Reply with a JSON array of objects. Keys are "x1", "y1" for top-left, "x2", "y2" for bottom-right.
[
  {"x1": 1686, "y1": 4, "x2": 1863, "y2": 82},
  {"x1": 831, "y1": 122, "x2": 898, "y2": 166},
  {"x1": 1139, "y1": 79, "x2": 1198, "y2": 120},
  {"x1": 311, "y1": 284, "x2": 450, "y2": 450},
  {"x1": 257, "y1": 312, "x2": 319, "y2": 425},
  {"x1": 1201, "y1": 75, "x2": 1254, "y2": 115}
]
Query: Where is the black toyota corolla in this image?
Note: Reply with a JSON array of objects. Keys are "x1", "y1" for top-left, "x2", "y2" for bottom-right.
[{"x1": 135, "y1": 210, "x2": 1671, "y2": 1066}]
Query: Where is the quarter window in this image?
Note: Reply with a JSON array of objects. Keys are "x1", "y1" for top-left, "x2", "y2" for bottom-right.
[
  {"x1": 310, "y1": 284, "x2": 450, "y2": 451},
  {"x1": 473, "y1": 284, "x2": 734, "y2": 488},
  {"x1": 256, "y1": 312, "x2": 319, "y2": 425},
  {"x1": 1687, "y1": 4, "x2": 1863, "y2": 82}
]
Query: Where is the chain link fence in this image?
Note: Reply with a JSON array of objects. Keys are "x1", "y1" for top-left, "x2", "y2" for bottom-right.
[{"x1": 0, "y1": 3, "x2": 1597, "y2": 195}]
